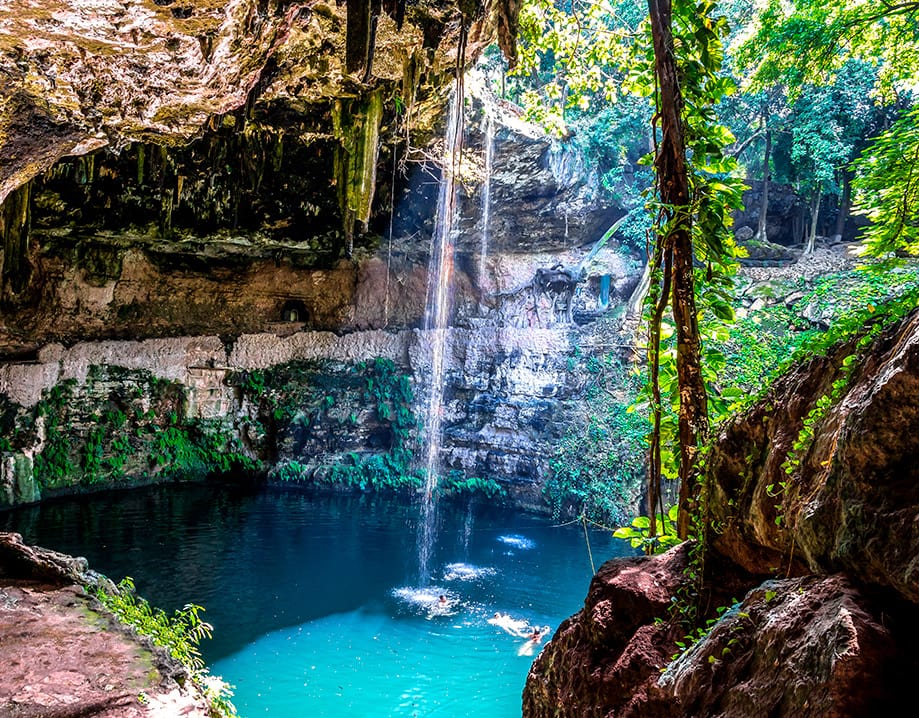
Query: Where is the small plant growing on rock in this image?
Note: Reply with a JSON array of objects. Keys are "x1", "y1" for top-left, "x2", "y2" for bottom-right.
[
  {"x1": 613, "y1": 503, "x2": 681, "y2": 553},
  {"x1": 94, "y1": 577, "x2": 238, "y2": 717}
]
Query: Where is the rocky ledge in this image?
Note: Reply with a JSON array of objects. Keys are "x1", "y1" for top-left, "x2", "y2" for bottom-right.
[
  {"x1": 0, "y1": 531, "x2": 213, "y2": 717},
  {"x1": 523, "y1": 308, "x2": 919, "y2": 716}
]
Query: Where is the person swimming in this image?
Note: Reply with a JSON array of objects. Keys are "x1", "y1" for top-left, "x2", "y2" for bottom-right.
[{"x1": 489, "y1": 612, "x2": 537, "y2": 639}]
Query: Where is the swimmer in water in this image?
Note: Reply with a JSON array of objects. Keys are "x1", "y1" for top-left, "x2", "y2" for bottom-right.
[
  {"x1": 517, "y1": 625, "x2": 550, "y2": 656},
  {"x1": 489, "y1": 612, "x2": 532, "y2": 638}
]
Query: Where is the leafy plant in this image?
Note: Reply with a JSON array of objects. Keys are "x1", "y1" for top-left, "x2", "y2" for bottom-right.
[
  {"x1": 613, "y1": 504, "x2": 680, "y2": 553},
  {"x1": 545, "y1": 352, "x2": 646, "y2": 525},
  {"x1": 95, "y1": 577, "x2": 238, "y2": 717},
  {"x1": 439, "y1": 473, "x2": 507, "y2": 500}
]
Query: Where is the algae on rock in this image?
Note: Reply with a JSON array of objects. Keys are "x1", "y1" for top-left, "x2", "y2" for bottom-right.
[{"x1": 333, "y1": 89, "x2": 386, "y2": 251}]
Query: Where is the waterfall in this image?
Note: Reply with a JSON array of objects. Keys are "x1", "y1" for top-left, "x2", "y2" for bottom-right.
[
  {"x1": 478, "y1": 115, "x2": 495, "y2": 289},
  {"x1": 417, "y1": 88, "x2": 463, "y2": 584}
]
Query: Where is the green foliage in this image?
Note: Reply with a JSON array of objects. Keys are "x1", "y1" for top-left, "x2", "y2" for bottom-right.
[
  {"x1": 852, "y1": 106, "x2": 919, "y2": 255},
  {"x1": 95, "y1": 577, "x2": 237, "y2": 717},
  {"x1": 546, "y1": 352, "x2": 646, "y2": 525},
  {"x1": 714, "y1": 262, "x2": 919, "y2": 410},
  {"x1": 149, "y1": 419, "x2": 256, "y2": 481},
  {"x1": 736, "y1": 0, "x2": 919, "y2": 98},
  {"x1": 438, "y1": 472, "x2": 507, "y2": 500},
  {"x1": 240, "y1": 370, "x2": 267, "y2": 397},
  {"x1": 32, "y1": 380, "x2": 79, "y2": 487},
  {"x1": 510, "y1": 0, "x2": 637, "y2": 135},
  {"x1": 670, "y1": 601, "x2": 741, "y2": 662},
  {"x1": 28, "y1": 369, "x2": 257, "y2": 490},
  {"x1": 613, "y1": 504, "x2": 680, "y2": 553},
  {"x1": 735, "y1": 0, "x2": 918, "y2": 255},
  {"x1": 258, "y1": 357, "x2": 422, "y2": 494},
  {"x1": 271, "y1": 460, "x2": 306, "y2": 483},
  {"x1": 318, "y1": 454, "x2": 423, "y2": 493}
]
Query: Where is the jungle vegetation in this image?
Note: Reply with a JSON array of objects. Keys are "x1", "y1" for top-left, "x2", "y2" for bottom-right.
[{"x1": 503, "y1": 0, "x2": 919, "y2": 544}]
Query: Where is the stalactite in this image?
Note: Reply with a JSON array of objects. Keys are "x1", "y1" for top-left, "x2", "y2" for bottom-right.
[
  {"x1": 346, "y1": 0, "x2": 372, "y2": 75},
  {"x1": 332, "y1": 89, "x2": 385, "y2": 255},
  {"x1": 0, "y1": 182, "x2": 33, "y2": 300},
  {"x1": 160, "y1": 188, "x2": 173, "y2": 238},
  {"x1": 136, "y1": 144, "x2": 145, "y2": 186}
]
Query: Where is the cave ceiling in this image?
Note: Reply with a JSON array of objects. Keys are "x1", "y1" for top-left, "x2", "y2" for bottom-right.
[{"x1": 0, "y1": 0, "x2": 519, "y2": 252}]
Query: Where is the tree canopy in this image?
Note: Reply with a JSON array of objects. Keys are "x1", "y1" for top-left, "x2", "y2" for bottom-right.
[{"x1": 504, "y1": 0, "x2": 918, "y2": 546}]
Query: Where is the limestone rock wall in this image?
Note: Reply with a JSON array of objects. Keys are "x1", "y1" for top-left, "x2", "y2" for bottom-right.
[
  {"x1": 0, "y1": 317, "x2": 643, "y2": 517},
  {"x1": 0, "y1": 7, "x2": 644, "y2": 517}
]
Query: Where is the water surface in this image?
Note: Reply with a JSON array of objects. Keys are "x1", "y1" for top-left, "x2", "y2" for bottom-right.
[{"x1": 2, "y1": 484, "x2": 633, "y2": 716}]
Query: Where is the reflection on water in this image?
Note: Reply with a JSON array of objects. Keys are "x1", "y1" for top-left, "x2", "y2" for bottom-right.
[{"x1": 2, "y1": 483, "x2": 635, "y2": 716}]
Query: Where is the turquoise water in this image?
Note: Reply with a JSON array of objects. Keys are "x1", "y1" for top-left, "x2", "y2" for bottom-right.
[{"x1": 2, "y1": 484, "x2": 633, "y2": 716}]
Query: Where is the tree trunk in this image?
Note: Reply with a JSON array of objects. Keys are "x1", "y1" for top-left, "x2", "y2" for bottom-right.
[
  {"x1": 647, "y1": 0, "x2": 708, "y2": 540},
  {"x1": 805, "y1": 189, "x2": 821, "y2": 254},
  {"x1": 754, "y1": 129, "x2": 771, "y2": 242},
  {"x1": 832, "y1": 170, "x2": 852, "y2": 243},
  {"x1": 626, "y1": 260, "x2": 651, "y2": 319}
]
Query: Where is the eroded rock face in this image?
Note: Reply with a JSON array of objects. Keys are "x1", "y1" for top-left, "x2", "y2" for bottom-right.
[
  {"x1": 0, "y1": 532, "x2": 211, "y2": 717},
  {"x1": 708, "y1": 308, "x2": 919, "y2": 603},
  {"x1": 525, "y1": 548, "x2": 913, "y2": 718},
  {"x1": 524, "y1": 310, "x2": 919, "y2": 717},
  {"x1": 0, "y1": 0, "x2": 295, "y2": 202},
  {"x1": 0, "y1": 0, "x2": 525, "y2": 338},
  {"x1": 523, "y1": 546, "x2": 689, "y2": 718},
  {"x1": 649, "y1": 575, "x2": 907, "y2": 717},
  {"x1": 0, "y1": 317, "x2": 644, "y2": 519},
  {"x1": 0, "y1": 0, "x2": 505, "y2": 202}
]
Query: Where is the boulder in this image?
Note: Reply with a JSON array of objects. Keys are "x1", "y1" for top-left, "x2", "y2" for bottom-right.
[{"x1": 524, "y1": 308, "x2": 919, "y2": 717}]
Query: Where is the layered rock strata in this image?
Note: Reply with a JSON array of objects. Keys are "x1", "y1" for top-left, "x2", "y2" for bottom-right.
[{"x1": 0, "y1": 318, "x2": 644, "y2": 519}]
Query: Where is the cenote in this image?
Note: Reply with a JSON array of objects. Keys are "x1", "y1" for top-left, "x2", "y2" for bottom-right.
[{"x1": 1, "y1": 483, "x2": 633, "y2": 716}]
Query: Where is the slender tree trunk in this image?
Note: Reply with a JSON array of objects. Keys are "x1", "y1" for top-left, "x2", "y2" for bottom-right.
[
  {"x1": 754, "y1": 129, "x2": 771, "y2": 242},
  {"x1": 805, "y1": 189, "x2": 821, "y2": 254},
  {"x1": 647, "y1": 0, "x2": 708, "y2": 540},
  {"x1": 646, "y1": 247, "x2": 672, "y2": 539},
  {"x1": 626, "y1": 260, "x2": 652, "y2": 319},
  {"x1": 832, "y1": 170, "x2": 852, "y2": 243}
]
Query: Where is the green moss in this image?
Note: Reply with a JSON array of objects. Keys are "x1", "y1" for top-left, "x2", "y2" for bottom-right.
[
  {"x1": 332, "y1": 88, "x2": 385, "y2": 239},
  {"x1": 27, "y1": 367, "x2": 256, "y2": 492},
  {"x1": 250, "y1": 357, "x2": 422, "y2": 493}
]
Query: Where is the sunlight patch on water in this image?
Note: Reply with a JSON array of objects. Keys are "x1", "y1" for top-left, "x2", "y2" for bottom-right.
[
  {"x1": 215, "y1": 606, "x2": 532, "y2": 717},
  {"x1": 441, "y1": 562, "x2": 498, "y2": 582},
  {"x1": 497, "y1": 534, "x2": 536, "y2": 550}
]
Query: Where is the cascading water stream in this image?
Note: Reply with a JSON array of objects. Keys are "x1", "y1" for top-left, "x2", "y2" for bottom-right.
[
  {"x1": 417, "y1": 87, "x2": 463, "y2": 584},
  {"x1": 478, "y1": 115, "x2": 495, "y2": 288}
]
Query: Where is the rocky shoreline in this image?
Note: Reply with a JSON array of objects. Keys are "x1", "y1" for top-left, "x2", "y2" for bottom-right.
[{"x1": 0, "y1": 531, "x2": 214, "y2": 717}]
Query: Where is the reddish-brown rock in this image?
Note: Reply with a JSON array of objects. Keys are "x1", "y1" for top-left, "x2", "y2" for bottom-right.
[
  {"x1": 524, "y1": 309, "x2": 919, "y2": 717},
  {"x1": 523, "y1": 545, "x2": 688, "y2": 718},
  {"x1": 0, "y1": 532, "x2": 212, "y2": 717},
  {"x1": 708, "y1": 309, "x2": 919, "y2": 602}
]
